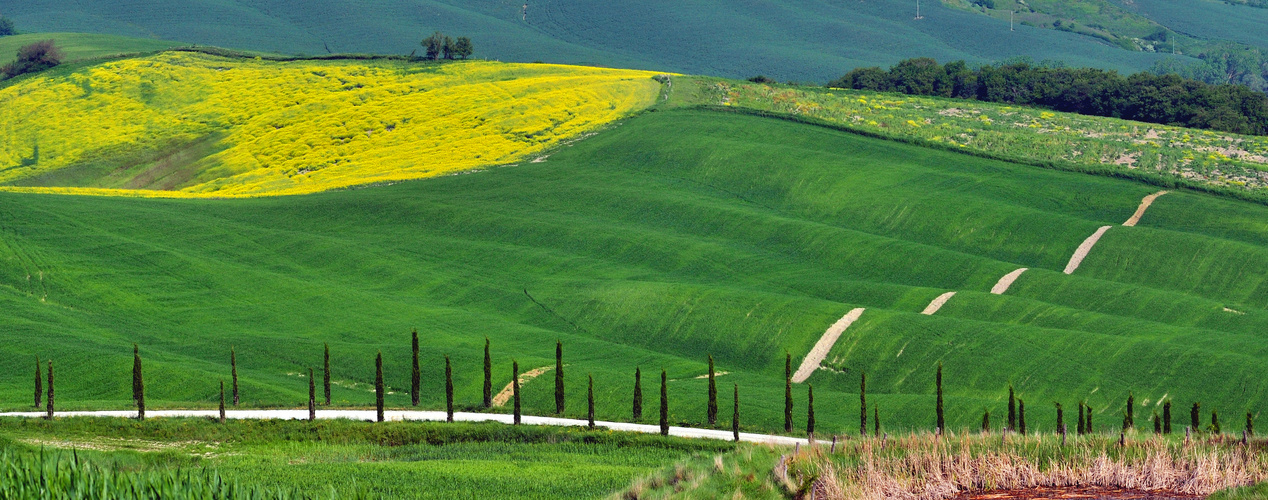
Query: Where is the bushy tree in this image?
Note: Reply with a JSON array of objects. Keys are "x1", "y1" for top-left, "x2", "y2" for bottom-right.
[
  {"x1": 422, "y1": 32, "x2": 444, "y2": 60},
  {"x1": 2, "y1": 40, "x2": 62, "y2": 80},
  {"x1": 453, "y1": 37, "x2": 473, "y2": 59},
  {"x1": 707, "y1": 355, "x2": 717, "y2": 426},
  {"x1": 633, "y1": 367, "x2": 643, "y2": 421},
  {"x1": 0, "y1": 17, "x2": 15, "y2": 37},
  {"x1": 442, "y1": 36, "x2": 455, "y2": 60}
]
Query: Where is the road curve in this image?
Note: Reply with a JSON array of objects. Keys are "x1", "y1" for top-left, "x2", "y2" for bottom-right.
[{"x1": 0, "y1": 409, "x2": 808, "y2": 446}]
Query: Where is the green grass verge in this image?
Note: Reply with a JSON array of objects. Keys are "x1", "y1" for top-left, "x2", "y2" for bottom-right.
[{"x1": 0, "y1": 33, "x2": 185, "y2": 65}]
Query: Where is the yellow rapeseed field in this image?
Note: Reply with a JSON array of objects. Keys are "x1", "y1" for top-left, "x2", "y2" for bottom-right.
[{"x1": 0, "y1": 52, "x2": 663, "y2": 197}]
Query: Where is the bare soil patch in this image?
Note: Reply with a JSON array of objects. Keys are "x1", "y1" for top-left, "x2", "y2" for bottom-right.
[{"x1": 492, "y1": 365, "x2": 552, "y2": 407}]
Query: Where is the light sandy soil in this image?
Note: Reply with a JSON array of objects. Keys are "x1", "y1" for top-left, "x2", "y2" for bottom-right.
[
  {"x1": 1064, "y1": 226, "x2": 1113, "y2": 275},
  {"x1": 492, "y1": 365, "x2": 552, "y2": 407},
  {"x1": 792, "y1": 308, "x2": 866, "y2": 383},
  {"x1": 991, "y1": 268, "x2": 1029, "y2": 294},
  {"x1": 1123, "y1": 191, "x2": 1169, "y2": 227},
  {"x1": 921, "y1": 292, "x2": 957, "y2": 315},
  {"x1": 0, "y1": 410, "x2": 807, "y2": 446}
]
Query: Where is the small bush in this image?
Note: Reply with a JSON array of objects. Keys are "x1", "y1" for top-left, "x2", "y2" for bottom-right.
[{"x1": 1, "y1": 40, "x2": 62, "y2": 80}]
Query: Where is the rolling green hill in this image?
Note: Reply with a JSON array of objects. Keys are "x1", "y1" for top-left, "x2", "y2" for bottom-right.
[
  {"x1": 0, "y1": 33, "x2": 184, "y2": 65},
  {"x1": 0, "y1": 0, "x2": 1189, "y2": 81},
  {"x1": 2, "y1": 107, "x2": 1267, "y2": 438}
]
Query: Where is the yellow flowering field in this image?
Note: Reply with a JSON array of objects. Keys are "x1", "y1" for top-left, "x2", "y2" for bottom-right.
[{"x1": 0, "y1": 52, "x2": 662, "y2": 197}]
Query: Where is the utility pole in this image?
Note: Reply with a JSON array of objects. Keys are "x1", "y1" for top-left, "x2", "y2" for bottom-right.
[
  {"x1": 916, "y1": 0, "x2": 924, "y2": 19},
  {"x1": 1011, "y1": 11, "x2": 1015, "y2": 31}
]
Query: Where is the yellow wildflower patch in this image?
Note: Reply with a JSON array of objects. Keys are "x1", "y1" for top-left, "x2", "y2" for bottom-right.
[{"x1": 0, "y1": 52, "x2": 663, "y2": 197}]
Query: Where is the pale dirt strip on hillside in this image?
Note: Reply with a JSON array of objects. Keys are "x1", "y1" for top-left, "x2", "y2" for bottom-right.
[
  {"x1": 991, "y1": 268, "x2": 1029, "y2": 294},
  {"x1": 492, "y1": 365, "x2": 552, "y2": 407},
  {"x1": 1063, "y1": 226, "x2": 1114, "y2": 275},
  {"x1": 0, "y1": 410, "x2": 808, "y2": 447},
  {"x1": 792, "y1": 308, "x2": 866, "y2": 383},
  {"x1": 1123, "y1": 191, "x2": 1169, "y2": 227},
  {"x1": 920, "y1": 292, "x2": 957, "y2": 315}
]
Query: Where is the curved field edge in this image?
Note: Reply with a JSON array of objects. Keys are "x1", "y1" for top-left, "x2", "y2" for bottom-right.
[{"x1": 0, "y1": 51, "x2": 665, "y2": 198}]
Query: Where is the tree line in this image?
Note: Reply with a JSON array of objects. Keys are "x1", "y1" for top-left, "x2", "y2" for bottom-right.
[
  {"x1": 829, "y1": 57, "x2": 1268, "y2": 136},
  {"x1": 29, "y1": 339, "x2": 1257, "y2": 444},
  {"x1": 419, "y1": 32, "x2": 472, "y2": 61}
]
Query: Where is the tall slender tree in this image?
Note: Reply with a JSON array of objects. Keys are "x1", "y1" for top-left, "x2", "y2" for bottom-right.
[
  {"x1": 1154, "y1": 410, "x2": 1162, "y2": 434},
  {"x1": 133, "y1": 345, "x2": 145, "y2": 420},
  {"x1": 231, "y1": 347, "x2": 239, "y2": 406},
  {"x1": 874, "y1": 406, "x2": 880, "y2": 436},
  {"x1": 806, "y1": 384, "x2": 816, "y2": 438},
  {"x1": 660, "y1": 369, "x2": 669, "y2": 436},
  {"x1": 1191, "y1": 402, "x2": 1201, "y2": 432},
  {"x1": 1056, "y1": 403, "x2": 1065, "y2": 435},
  {"x1": 1077, "y1": 402, "x2": 1086, "y2": 435},
  {"x1": 633, "y1": 367, "x2": 643, "y2": 421},
  {"x1": 732, "y1": 384, "x2": 740, "y2": 442},
  {"x1": 483, "y1": 337, "x2": 492, "y2": 408},
  {"x1": 587, "y1": 374, "x2": 595, "y2": 429},
  {"x1": 982, "y1": 410, "x2": 990, "y2": 433},
  {"x1": 1086, "y1": 405, "x2": 1093, "y2": 434},
  {"x1": 445, "y1": 355, "x2": 454, "y2": 423},
  {"x1": 555, "y1": 341, "x2": 565, "y2": 415},
  {"x1": 706, "y1": 355, "x2": 718, "y2": 427},
  {"x1": 411, "y1": 329, "x2": 421, "y2": 407},
  {"x1": 860, "y1": 371, "x2": 868, "y2": 437},
  {"x1": 45, "y1": 360, "x2": 53, "y2": 420},
  {"x1": 513, "y1": 361, "x2": 521, "y2": 425},
  {"x1": 1019, "y1": 399, "x2": 1027, "y2": 435},
  {"x1": 323, "y1": 343, "x2": 331, "y2": 405},
  {"x1": 219, "y1": 381, "x2": 226, "y2": 424},
  {"x1": 308, "y1": 368, "x2": 316, "y2": 422},
  {"x1": 33, "y1": 356, "x2": 41, "y2": 408},
  {"x1": 375, "y1": 352, "x2": 384, "y2": 423},
  {"x1": 1008, "y1": 385, "x2": 1016, "y2": 432},
  {"x1": 1247, "y1": 411, "x2": 1255, "y2": 437},
  {"x1": 1164, "y1": 401, "x2": 1173, "y2": 434},
  {"x1": 1126, "y1": 392, "x2": 1135, "y2": 429},
  {"x1": 784, "y1": 353, "x2": 793, "y2": 433},
  {"x1": 1212, "y1": 410, "x2": 1221, "y2": 434},
  {"x1": 936, "y1": 362, "x2": 945, "y2": 434}
]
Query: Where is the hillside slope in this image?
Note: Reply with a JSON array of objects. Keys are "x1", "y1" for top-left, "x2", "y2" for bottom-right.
[
  {"x1": 0, "y1": 0, "x2": 1187, "y2": 82},
  {"x1": 1, "y1": 109, "x2": 1266, "y2": 436}
]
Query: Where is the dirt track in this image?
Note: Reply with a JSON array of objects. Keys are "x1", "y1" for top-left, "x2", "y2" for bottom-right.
[
  {"x1": 991, "y1": 268, "x2": 1029, "y2": 294},
  {"x1": 492, "y1": 365, "x2": 552, "y2": 407},
  {"x1": 1123, "y1": 191, "x2": 1169, "y2": 227},
  {"x1": 921, "y1": 291, "x2": 957, "y2": 315},
  {"x1": 793, "y1": 308, "x2": 865, "y2": 383},
  {"x1": 1063, "y1": 226, "x2": 1113, "y2": 274}
]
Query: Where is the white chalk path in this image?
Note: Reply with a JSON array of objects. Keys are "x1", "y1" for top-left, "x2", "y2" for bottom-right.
[
  {"x1": 1063, "y1": 226, "x2": 1113, "y2": 275},
  {"x1": 492, "y1": 365, "x2": 552, "y2": 407},
  {"x1": 920, "y1": 292, "x2": 957, "y2": 315},
  {"x1": 991, "y1": 268, "x2": 1029, "y2": 294},
  {"x1": 792, "y1": 308, "x2": 865, "y2": 383},
  {"x1": 0, "y1": 410, "x2": 807, "y2": 446},
  {"x1": 1123, "y1": 191, "x2": 1169, "y2": 227}
]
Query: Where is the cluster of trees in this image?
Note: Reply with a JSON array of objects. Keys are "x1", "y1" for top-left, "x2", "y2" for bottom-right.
[
  {"x1": 1, "y1": 40, "x2": 62, "y2": 81},
  {"x1": 419, "y1": 32, "x2": 472, "y2": 61},
  {"x1": 0, "y1": 17, "x2": 14, "y2": 37},
  {"x1": 829, "y1": 57, "x2": 1268, "y2": 136}
]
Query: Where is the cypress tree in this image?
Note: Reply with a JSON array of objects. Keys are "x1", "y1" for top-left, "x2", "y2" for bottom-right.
[
  {"x1": 323, "y1": 343, "x2": 331, "y2": 406},
  {"x1": 555, "y1": 341, "x2": 564, "y2": 415},
  {"x1": 1056, "y1": 403, "x2": 1065, "y2": 435},
  {"x1": 1247, "y1": 411, "x2": 1255, "y2": 437},
  {"x1": 784, "y1": 353, "x2": 793, "y2": 433},
  {"x1": 1164, "y1": 401, "x2": 1172, "y2": 434},
  {"x1": 308, "y1": 368, "x2": 316, "y2": 422},
  {"x1": 231, "y1": 347, "x2": 239, "y2": 406},
  {"x1": 483, "y1": 337, "x2": 492, "y2": 408},
  {"x1": 375, "y1": 352, "x2": 384, "y2": 423},
  {"x1": 860, "y1": 371, "x2": 867, "y2": 437},
  {"x1": 706, "y1": 355, "x2": 718, "y2": 427},
  {"x1": 1077, "y1": 403, "x2": 1086, "y2": 435},
  {"x1": 982, "y1": 410, "x2": 990, "y2": 433},
  {"x1": 219, "y1": 381, "x2": 226, "y2": 424},
  {"x1": 1191, "y1": 402, "x2": 1201, "y2": 432},
  {"x1": 33, "y1": 356, "x2": 41, "y2": 408},
  {"x1": 1007, "y1": 385, "x2": 1016, "y2": 432},
  {"x1": 411, "y1": 329, "x2": 420, "y2": 407},
  {"x1": 134, "y1": 346, "x2": 145, "y2": 421},
  {"x1": 1212, "y1": 410, "x2": 1221, "y2": 434},
  {"x1": 445, "y1": 355, "x2": 454, "y2": 423},
  {"x1": 1122, "y1": 410, "x2": 1130, "y2": 433},
  {"x1": 1126, "y1": 392, "x2": 1135, "y2": 429},
  {"x1": 660, "y1": 369, "x2": 669, "y2": 436},
  {"x1": 936, "y1": 362, "x2": 945, "y2": 434},
  {"x1": 513, "y1": 361, "x2": 521, "y2": 425},
  {"x1": 1154, "y1": 410, "x2": 1162, "y2": 434},
  {"x1": 806, "y1": 384, "x2": 815, "y2": 438},
  {"x1": 1019, "y1": 399, "x2": 1027, "y2": 435},
  {"x1": 45, "y1": 360, "x2": 53, "y2": 420},
  {"x1": 874, "y1": 406, "x2": 880, "y2": 437},
  {"x1": 732, "y1": 384, "x2": 739, "y2": 442},
  {"x1": 1086, "y1": 405, "x2": 1093, "y2": 434},
  {"x1": 633, "y1": 367, "x2": 643, "y2": 421},
  {"x1": 587, "y1": 374, "x2": 595, "y2": 429}
]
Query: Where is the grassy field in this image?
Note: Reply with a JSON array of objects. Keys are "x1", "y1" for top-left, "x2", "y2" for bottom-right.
[
  {"x1": 1, "y1": 107, "x2": 1268, "y2": 439},
  {"x1": 0, "y1": 52, "x2": 661, "y2": 196},
  {"x1": 1121, "y1": 0, "x2": 1268, "y2": 50},
  {"x1": 0, "y1": 417, "x2": 729, "y2": 499},
  {"x1": 0, "y1": 0, "x2": 1188, "y2": 82},
  {"x1": 0, "y1": 33, "x2": 185, "y2": 65}
]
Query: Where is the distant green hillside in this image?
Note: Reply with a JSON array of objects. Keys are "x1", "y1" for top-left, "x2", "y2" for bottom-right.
[
  {"x1": 0, "y1": 0, "x2": 1188, "y2": 81},
  {"x1": 2, "y1": 108, "x2": 1267, "y2": 437},
  {"x1": 0, "y1": 33, "x2": 183, "y2": 65}
]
